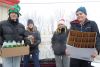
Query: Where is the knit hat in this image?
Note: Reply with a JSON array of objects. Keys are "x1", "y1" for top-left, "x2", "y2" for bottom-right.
[
  {"x1": 76, "y1": 7, "x2": 87, "y2": 15},
  {"x1": 8, "y1": 4, "x2": 21, "y2": 16},
  {"x1": 27, "y1": 19, "x2": 34, "y2": 25},
  {"x1": 58, "y1": 19, "x2": 65, "y2": 25}
]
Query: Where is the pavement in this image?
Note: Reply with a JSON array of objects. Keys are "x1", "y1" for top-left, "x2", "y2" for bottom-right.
[{"x1": 0, "y1": 55, "x2": 100, "y2": 67}]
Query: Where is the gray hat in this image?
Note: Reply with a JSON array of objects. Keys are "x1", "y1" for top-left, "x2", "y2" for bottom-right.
[{"x1": 27, "y1": 19, "x2": 34, "y2": 25}]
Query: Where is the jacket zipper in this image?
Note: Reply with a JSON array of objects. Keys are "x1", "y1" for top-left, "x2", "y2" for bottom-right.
[{"x1": 81, "y1": 25, "x2": 83, "y2": 32}]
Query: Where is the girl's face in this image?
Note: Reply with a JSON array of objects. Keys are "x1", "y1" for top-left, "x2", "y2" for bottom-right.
[
  {"x1": 58, "y1": 21, "x2": 65, "y2": 29},
  {"x1": 28, "y1": 24, "x2": 34, "y2": 29},
  {"x1": 76, "y1": 11, "x2": 87, "y2": 22}
]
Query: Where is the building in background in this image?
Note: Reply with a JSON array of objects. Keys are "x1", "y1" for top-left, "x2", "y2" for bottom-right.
[{"x1": 0, "y1": 0, "x2": 20, "y2": 21}]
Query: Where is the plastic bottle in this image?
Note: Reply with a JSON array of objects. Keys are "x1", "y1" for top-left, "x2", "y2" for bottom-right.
[
  {"x1": 2, "y1": 41, "x2": 8, "y2": 48},
  {"x1": 21, "y1": 40, "x2": 24, "y2": 46},
  {"x1": 8, "y1": 41, "x2": 13, "y2": 48},
  {"x1": 17, "y1": 41, "x2": 21, "y2": 47},
  {"x1": 12, "y1": 40, "x2": 17, "y2": 47}
]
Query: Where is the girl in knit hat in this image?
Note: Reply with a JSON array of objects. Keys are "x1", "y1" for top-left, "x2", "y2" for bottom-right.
[
  {"x1": 51, "y1": 19, "x2": 70, "y2": 67},
  {"x1": 23, "y1": 19, "x2": 41, "y2": 67}
]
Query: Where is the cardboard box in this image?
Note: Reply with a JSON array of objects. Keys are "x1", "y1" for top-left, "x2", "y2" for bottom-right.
[
  {"x1": 67, "y1": 45, "x2": 96, "y2": 61},
  {"x1": 0, "y1": 46, "x2": 29, "y2": 57},
  {"x1": 67, "y1": 30, "x2": 96, "y2": 48}
]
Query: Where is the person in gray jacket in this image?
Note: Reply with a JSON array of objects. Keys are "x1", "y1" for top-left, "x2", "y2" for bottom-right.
[
  {"x1": 23, "y1": 19, "x2": 41, "y2": 67},
  {"x1": 51, "y1": 19, "x2": 70, "y2": 67}
]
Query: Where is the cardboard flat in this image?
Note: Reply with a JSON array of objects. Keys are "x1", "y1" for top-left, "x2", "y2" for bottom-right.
[
  {"x1": 67, "y1": 45, "x2": 96, "y2": 61},
  {"x1": 67, "y1": 30, "x2": 96, "y2": 48},
  {"x1": 0, "y1": 46, "x2": 29, "y2": 57}
]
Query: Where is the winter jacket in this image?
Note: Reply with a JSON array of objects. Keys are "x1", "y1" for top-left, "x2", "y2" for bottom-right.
[
  {"x1": 51, "y1": 30, "x2": 68, "y2": 55},
  {"x1": 0, "y1": 19, "x2": 26, "y2": 46},
  {"x1": 70, "y1": 19, "x2": 100, "y2": 52},
  {"x1": 25, "y1": 30, "x2": 41, "y2": 53}
]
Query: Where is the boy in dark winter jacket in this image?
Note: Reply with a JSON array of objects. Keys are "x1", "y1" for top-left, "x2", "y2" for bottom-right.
[
  {"x1": 23, "y1": 19, "x2": 41, "y2": 67},
  {"x1": 51, "y1": 19, "x2": 70, "y2": 67},
  {"x1": 70, "y1": 7, "x2": 100, "y2": 67},
  {"x1": 0, "y1": 4, "x2": 26, "y2": 67}
]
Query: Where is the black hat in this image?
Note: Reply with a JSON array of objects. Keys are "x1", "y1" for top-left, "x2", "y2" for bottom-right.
[{"x1": 27, "y1": 19, "x2": 34, "y2": 25}]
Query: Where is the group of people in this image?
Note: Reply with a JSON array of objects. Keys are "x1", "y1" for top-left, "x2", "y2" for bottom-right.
[
  {"x1": 0, "y1": 4, "x2": 100, "y2": 67},
  {"x1": 52, "y1": 6, "x2": 100, "y2": 67},
  {"x1": 0, "y1": 4, "x2": 41, "y2": 67}
]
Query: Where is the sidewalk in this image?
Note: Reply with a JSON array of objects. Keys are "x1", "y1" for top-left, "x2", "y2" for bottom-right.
[{"x1": 0, "y1": 55, "x2": 100, "y2": 67}]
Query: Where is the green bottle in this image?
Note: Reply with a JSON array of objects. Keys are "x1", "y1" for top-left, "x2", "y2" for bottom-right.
[
  {"x1": 17, "y1": 41, "x2": 21, "y2": 47},
  {"x1": 2, "y1": 41, "x2": 8, "y2": 48},
  {"x1": 8, "y1": 41, "x2": 13, "y2": 48}
]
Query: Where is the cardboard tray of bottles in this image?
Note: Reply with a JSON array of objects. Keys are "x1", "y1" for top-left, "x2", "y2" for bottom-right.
[
  {"x1": 0, "y1": 45, "x2": 29, "y2": 57},
  {"x1": 67, "y1": 30, "x2": 97, "y2": 48}
]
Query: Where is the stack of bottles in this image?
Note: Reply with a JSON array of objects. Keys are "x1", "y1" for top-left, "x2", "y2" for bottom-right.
[{"x1": 2, "y1": 40, "x2": 24, "y2": 48}]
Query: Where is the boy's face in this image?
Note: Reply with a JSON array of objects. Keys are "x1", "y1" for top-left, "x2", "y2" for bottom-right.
[
  {"x1": 58, "y1": 21, "x2": 65, "y2": 29},
  {"x1": 9, "y1": 13, "x2": 18, "y2": 21},
  {"x1": 76, "y1": 11, "x2": 87, "y2": 22}
]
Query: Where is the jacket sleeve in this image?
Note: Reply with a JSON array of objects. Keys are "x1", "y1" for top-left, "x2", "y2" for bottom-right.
[
  {"x1": 70, "y1": 22, "x2": 76, "y2": 30},
  {"x1": 23, "y1": 30, "x2": 31, "y2": 46},
  {"x1": 0, "y1": 23, "x2": 3, "y2": 48},
  {"x1": 51, "y1": 32, "x2": 56, "y2": 46},
  {"x1": 19, "y1": 25, "x2": 31, "y2": 46},
  {"x1": 32, "y1": 31, "x2": 41, "y2": 48},
  {"x1": 91, "y1": 21, "x2": 100, "y2": 53}
]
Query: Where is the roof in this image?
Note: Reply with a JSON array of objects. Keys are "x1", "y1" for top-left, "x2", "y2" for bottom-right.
[{"x1": 0, "y1": 0, "x2": 20, "y2": 6}]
